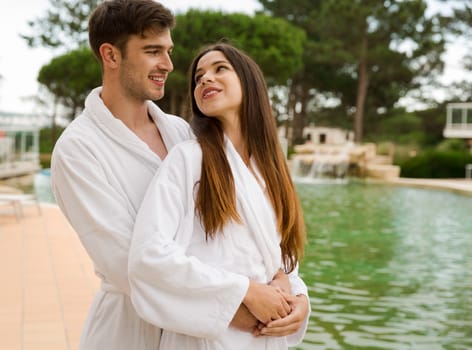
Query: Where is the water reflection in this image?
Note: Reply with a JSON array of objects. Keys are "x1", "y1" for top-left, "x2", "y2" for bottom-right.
[{"x1": 295, "y1": 182, "x2": 472, "y2": 350}]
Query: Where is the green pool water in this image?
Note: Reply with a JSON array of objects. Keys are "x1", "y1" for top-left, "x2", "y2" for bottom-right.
[{"x1": 294, "y1": 181, "x2": 472, "y2": 350}]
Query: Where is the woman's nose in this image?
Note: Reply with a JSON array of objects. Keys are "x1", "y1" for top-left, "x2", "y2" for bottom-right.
[{"x1": 201, "y1": 73, "x2": 213, "y2": 84}]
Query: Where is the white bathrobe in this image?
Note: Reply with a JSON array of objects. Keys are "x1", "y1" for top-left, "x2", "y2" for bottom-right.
[{"x1": 129, "y1": 137, "x2": 309, "y2": 349}]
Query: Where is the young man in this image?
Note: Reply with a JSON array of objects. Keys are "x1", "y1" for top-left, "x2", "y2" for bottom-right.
[{"x1": 51, "y1": 1, "x2": 309, "y2": 349}]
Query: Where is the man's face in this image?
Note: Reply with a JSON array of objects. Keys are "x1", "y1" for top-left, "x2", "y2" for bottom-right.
[{"x1": 119, "y1": 29, "x2": 174, "y2": 102}]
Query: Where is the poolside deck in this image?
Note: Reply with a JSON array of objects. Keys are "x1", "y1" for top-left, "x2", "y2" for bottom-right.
[
  {"x1": 0, "y1": 205, "x2": 99, "y2": 350},
  {"x1": 1, "y1": 178, "x2": 471, "y2": 349},
  {"x1": 374, "y1": 177, "x2": 472, "y2": 196}
]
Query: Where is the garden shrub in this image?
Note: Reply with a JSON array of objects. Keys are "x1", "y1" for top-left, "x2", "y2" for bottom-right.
[{"x1": 399, "y1": 150, "x2": 472, "y2": 178}]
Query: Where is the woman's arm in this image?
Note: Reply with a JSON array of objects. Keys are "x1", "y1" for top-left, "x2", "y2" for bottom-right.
[{"x1": 128, "y1": 144, "x2": 291, "y2": 338}]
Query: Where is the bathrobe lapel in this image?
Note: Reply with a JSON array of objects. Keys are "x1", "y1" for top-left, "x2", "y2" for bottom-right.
[{"x1": 224, "y1": 137, "x2": 281, "y2": 280}]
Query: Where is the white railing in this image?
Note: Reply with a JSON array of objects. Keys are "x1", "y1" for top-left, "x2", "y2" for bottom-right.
[{"x1": 466, "y1": 164, "x2": 472, "y2": 180}]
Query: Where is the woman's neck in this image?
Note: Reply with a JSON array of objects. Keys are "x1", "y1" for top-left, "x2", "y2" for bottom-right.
[{"x1": 225, "y1": 126, "x2": 249, "y2": 166}]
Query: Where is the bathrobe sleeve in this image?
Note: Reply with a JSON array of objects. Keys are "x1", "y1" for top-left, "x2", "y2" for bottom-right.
[
  {"x1": 287, "y1": 264, "x2": 311, "y2": 346},
  {"x1": 128, "y1": 142, "x2": 249, "y2": 339},
  {"x1": 51, "y1": 135, "x2": 136, "y2": 294}
]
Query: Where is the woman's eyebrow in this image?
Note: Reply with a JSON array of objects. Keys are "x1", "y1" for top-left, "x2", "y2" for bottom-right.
[{"x1": 195, "y1": 60, "x2": 229, "y2": 74}]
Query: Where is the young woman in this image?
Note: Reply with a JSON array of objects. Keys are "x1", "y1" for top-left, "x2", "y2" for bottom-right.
[{"x1": 129, "y1": 43, "x2": 308, "y2": 349}]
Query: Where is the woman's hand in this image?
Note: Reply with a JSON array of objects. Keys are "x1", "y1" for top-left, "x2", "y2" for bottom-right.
[
  {"x1": 254, "y1": 294, "x2": 309, "y2": 337},
  {"x1": 243, "y1": 281, "x2": 291, "y2": 324}
]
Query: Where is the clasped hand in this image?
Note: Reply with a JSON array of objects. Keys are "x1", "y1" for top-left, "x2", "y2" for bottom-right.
[{"x1": 231, "y1": 271, "x2": 308, "y2": 337}]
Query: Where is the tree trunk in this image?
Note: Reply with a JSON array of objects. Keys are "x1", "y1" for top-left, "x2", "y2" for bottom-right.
[
  {"x1": 286, "y1": 80, "x2": 297, "y2": 146},
  {"x1": 179, "y1": 93, "x2": 191, "y2": 121},
  {"x1": 292, "y1": 83, "x2": 309, "y2": 145},
  {"x1": 170, "y1": 91, "x2": 178, "y2": 116},
  {"x1": 354, "y1": 32, "x2": 369, "y2": 143},
  {"x1": 287, "y1": 75, "x2": 310, "y2": 146}
]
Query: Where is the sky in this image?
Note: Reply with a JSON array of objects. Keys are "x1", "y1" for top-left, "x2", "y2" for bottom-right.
[{"x1": 0, "y1": 0, "x2": 469, "y2": 114}]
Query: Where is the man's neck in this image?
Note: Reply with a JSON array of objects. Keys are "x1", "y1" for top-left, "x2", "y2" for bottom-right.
[{"x1": 100, "y1": 87, "x2": 150, "y2": 130}]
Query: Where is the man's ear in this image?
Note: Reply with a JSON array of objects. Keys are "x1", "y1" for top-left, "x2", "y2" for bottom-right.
[{"x1": 100, "y1": 43, "x2": 119, "y2": 67}]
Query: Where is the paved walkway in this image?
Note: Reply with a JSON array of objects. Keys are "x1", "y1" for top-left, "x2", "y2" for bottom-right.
[{"x1": 0, "y1": 205, "x2": 99, "y2": 350}]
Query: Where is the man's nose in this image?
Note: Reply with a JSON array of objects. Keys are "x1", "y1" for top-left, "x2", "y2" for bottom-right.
[{"x1": 160, "y1": 53, "x2": 173, "y2": 72}]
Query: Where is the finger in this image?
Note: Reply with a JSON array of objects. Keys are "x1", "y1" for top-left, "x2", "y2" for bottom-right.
[
  {"x1": 253, "y1": 322, "x2": 266, "y2": 337},
  {"x1": 277, "y1": 307, "x2": 288, "y2": 318},
  {"x1": 266, "y1": 314, "x2": 294, "y2": 328},
  {"x1": 284, "y1": 294, "x2": 297, "y2": 304},
  {"x1": 252, "y1": 328, "x2": 262, "y2": 337},
  {"x1": 259, "y1": 324, "x2": 300, "y2": 337},
  {"x1": 273, "y1": 299, "x2": 290, "y2": 318},
  {"x1": 280, "y1": 298, "x2": 291, "y2": 316}
]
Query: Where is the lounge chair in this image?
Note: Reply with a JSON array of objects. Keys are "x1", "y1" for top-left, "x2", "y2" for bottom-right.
[{"x1": 0, "y1": 193, "x2": 41, "y2": 221}]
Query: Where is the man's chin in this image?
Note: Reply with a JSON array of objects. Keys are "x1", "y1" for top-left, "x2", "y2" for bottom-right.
[{"x1": 150, "y1": 91, "x2": 165, "y2": 101}]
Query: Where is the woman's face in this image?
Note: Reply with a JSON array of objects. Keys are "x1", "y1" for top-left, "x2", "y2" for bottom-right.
[{"x1": 193, "y1": 50, "x2": 243, "y2": 124}]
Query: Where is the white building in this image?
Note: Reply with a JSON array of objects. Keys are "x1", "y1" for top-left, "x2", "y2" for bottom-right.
[
  {"x1": 0, "y1": 112, "x2": 41, "y2": 179},
  {"x1": 303, "y1": 125, "x2": 354, "y2": 145},
  {"x1": 443, "y1": 102, "x2": 472, "y2": 140}
]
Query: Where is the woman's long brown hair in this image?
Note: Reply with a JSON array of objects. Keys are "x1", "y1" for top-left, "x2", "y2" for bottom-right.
[{"x1": 189, "y1": 43, "x2": 306, "y2": 272}]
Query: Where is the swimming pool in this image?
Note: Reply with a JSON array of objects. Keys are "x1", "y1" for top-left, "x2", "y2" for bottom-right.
[
  {"x1": 34, "y1": 169, "x2": 55, "y2": 203},
  {"x1": 295, "y1": 181, "x2": 472, "y2": 350}
]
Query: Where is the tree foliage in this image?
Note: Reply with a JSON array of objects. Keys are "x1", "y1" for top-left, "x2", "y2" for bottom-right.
[
  {"x1": 23, "y1": 0, "x2": 456, "y2": 150},
  {"x1": 37, "y1": 47, "x2": 101, "y2": 119},
  {"x1": 25, "y1": 5, "x2": 305, "y2": 124},
  {"x1": 21, "y1": 0, "x2": 99, "y2": 51},
  {"x1": 159, "y1": 10, "x2": 306, "y2": 118},
  {"x1": 439, "y1": 2, "x2": 472, "y2": 104},
  {"x1": 258, "y1": 0, "x2": 447, "y2": 143}
]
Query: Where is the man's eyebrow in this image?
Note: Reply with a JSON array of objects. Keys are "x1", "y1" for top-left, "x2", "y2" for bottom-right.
[
  {"x1": 195, "y1": 60, "x2": 229, "y2": 74},
  {"x1": 142, "y1": 44, "x2": 174, "y2": 51}
]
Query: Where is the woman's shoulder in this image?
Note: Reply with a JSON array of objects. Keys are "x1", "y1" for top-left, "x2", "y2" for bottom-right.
[
  {"x1": 166, "y1": 139, "x2": 202, "y2": 164},
  {"x1": 171, "y1": 139, "x2": 200, "y2": 152},
  {"x1": 158, "y1": 140, "x2": 202, "y2": 181}
]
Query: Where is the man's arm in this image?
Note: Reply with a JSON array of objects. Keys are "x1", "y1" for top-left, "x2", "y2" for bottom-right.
[
  {"x1": 230, "y1": 304, "x2": 258, "y2": 332},
  {"x1": 51, "y1": 139, "x2": 136, "y2": 294}
]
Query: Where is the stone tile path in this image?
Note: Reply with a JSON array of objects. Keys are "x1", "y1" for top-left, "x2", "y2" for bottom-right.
[{"x1": 0, "y1": 205, "x2": 99, "y2": 350}]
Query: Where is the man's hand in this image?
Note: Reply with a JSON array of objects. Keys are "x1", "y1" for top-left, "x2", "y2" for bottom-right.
[
  {"x1": 243, "y1": 281, "x2": 291, "y2": 324},
  {"x1": 230, "y1": 304, "x2": 259, "y2": 332},
  {"x1": 254, "y1": 294, "x2": 309, "y2": 337}
]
